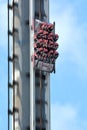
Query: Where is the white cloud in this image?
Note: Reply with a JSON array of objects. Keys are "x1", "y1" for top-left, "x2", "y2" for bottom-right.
[{"x1": 51, "y1": 103, "x2": 87, "y2": 130}]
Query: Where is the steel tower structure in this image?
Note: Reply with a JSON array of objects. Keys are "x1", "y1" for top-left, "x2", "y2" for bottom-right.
[{"x1": 8, "y1": 0, "x2": 51, "y2": 130}]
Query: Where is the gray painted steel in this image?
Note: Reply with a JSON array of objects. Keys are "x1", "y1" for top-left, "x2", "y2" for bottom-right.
[{"x1": 14, "y1": 0, "x2": 50, "y2": 130}]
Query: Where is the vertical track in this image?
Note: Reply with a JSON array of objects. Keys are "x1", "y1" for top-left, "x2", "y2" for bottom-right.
[
  {"x1": 40, "y1": 71, "x2": 42, "y2": 130},
  {"x1": 8, "y1": 0, "x2": 10, "y2": 130},
  {"x1": 13, "y1": 0, "x2": 15, "y2": 130},
  {"x1": 30, "y1": 0, "x2": 35, "y2": 130},
  {"x1": 39, "y1": 1, "x2": 42, "y2": 130},
  {"x1": 39, "y1": 0, "x2": 41, "y2": 20}
]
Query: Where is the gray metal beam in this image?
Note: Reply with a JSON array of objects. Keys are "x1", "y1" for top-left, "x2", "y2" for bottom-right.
[{"x1": 29, "y1": 0, "x2": 35, "y2": 130}]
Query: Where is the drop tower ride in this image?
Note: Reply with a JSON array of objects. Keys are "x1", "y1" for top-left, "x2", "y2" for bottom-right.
[{"x1": 8, "y1": 0, "x2": 59, "y2": 130}]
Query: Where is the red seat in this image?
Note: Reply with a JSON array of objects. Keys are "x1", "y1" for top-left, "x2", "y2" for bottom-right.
[
  {"x1": 53, "y1": 51, "x2": 59, "y2": 59},
  {"x1": 48, "y1": 41, "x2": 54, "y2": 48},
  {"x1": 34, "y1": 52, "x2": 38, "y2": 59},
  {"x1": 54, "y1": 42, "x2": 59, "y2": 50},
  {"x1": 40, "y1": 22, "x2": 48, "y2": 31},
  {"x1": 48, "y1": 24, "x2": 54, "y2": 32},
  {"x1": 37, "y1": 30, "x2": 43, "y2": 38},
  {"x1": 54, "y1": 34, "x2": 59, "y2": 41},
  {"x1": 48, "y1": 50, "x2": 54, "y2": 58}
]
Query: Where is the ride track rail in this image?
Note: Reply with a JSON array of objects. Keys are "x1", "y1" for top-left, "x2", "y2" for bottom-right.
[
  {"x1": 8, "y1": 0, "x2": 16, "y2": 130},
  {"x1": 8, "y1": 0, "x2": 51, "y2": 130}
]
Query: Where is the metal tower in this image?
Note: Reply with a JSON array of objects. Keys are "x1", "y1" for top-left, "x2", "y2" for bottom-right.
[{"x1": 8, "y1": 0, "x2": 58, "y2": 130}]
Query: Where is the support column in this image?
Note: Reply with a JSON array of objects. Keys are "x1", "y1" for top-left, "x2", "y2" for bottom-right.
[{"x1": 29, "y1": 0, "x2": 35, "y2": 130}]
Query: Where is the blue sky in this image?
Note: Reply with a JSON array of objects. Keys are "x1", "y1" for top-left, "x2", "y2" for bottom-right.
[
  {"x1": 50, "y1": 0, "x2": 87, "y2": 130},
  {"x1": 0, "y1": 1, "x2": 8, "y2": 130},
  {"x1": 0, "y1": 0, "x2": 87, "y2": 130}
]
